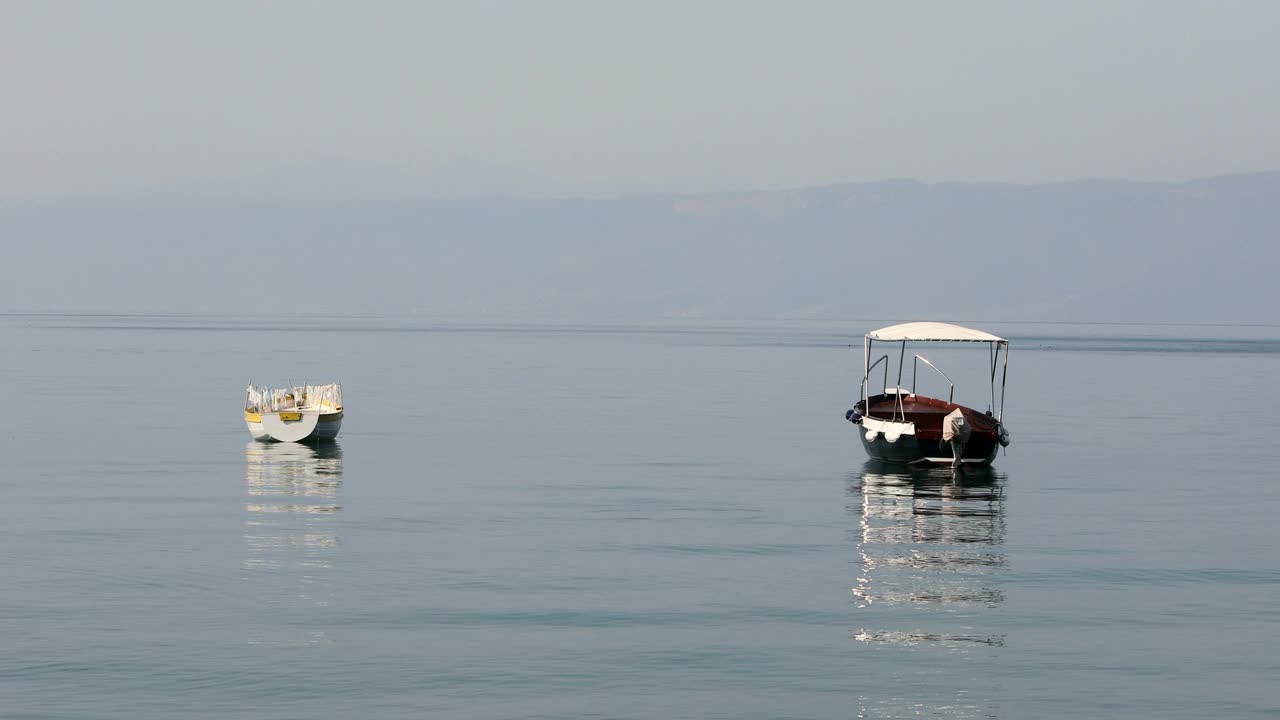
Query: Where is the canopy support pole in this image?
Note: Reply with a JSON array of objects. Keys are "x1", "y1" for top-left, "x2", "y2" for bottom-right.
[
  {"x1": 862, "y1": 337, "x2": 870, "y2": 408},
  {"x1": 999, "y1": 342, "x2": 1009, "y2": 423},
  {"x1": 895, "y1": 340, "x2": 906, "y2": 420},
  {"x1": 989, "y1": 342, "x2": 998, "y2": 415}
]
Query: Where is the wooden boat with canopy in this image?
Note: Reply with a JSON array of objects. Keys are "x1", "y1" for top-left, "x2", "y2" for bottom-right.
[{"x1": 846, "y1": 322, "x2": 1010, "y2": 466}]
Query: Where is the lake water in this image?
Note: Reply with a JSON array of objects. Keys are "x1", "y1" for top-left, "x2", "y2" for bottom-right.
[{"x1": 2, "y1": 315, "x2": 1278, "y2": 718}]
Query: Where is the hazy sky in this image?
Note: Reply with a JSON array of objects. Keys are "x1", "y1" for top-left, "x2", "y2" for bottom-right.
[{"x1": 3, "y1": 0, "x2": 1279, "y2": 196}]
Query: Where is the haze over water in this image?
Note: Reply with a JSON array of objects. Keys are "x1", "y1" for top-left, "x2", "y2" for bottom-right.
[{"x1": 2, "y1": 314, "x2": 1277, "y2": 718}]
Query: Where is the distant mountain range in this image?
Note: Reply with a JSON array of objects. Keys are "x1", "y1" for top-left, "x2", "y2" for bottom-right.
[{"x1": 2, "y1": 171, "x2": 1277, "y2": 323}]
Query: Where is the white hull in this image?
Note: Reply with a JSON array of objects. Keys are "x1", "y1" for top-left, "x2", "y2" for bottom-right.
[
  {"x1": 247, "y1": 420, "x2": 270, "y2": 441},
  {"x1": 245, "y1": 412, "x2": 343, "y2": 443}
]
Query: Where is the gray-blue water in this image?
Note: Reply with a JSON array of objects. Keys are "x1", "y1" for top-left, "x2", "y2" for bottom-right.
[{"x1": 3, "y1": 315, "x2": 1278, "y2": 718}]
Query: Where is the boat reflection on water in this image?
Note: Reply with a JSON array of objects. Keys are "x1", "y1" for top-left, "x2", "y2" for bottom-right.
[
  {"x1": 243, "y1": 441, "x2": 343, "y2": 645},
  {"x1": 850, "y1": 462, "x2": 1007, "y2": 717},
  {"x1": 850, "y1": 461, "x2": 1006, "y2": 641},
  {"x1": 244, "y1": 440, "x2": 343, "y2": 515}
]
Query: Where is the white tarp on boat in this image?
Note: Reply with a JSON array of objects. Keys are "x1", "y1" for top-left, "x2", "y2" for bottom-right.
[
  {"x1": 246, "y1": 383, "x2": 343, "y2": 413},
  {"x1": 867, "y1": 322, "x2": 1004, "y2": 343}
]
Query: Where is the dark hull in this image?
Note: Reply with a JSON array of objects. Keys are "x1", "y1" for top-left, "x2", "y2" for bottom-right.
[
  {"x1": 858, "y1": 431, "x2": 999, "y2": 466},
  {"x1": 853, "y1": 394, "x2": 1002, "y2": 466}
]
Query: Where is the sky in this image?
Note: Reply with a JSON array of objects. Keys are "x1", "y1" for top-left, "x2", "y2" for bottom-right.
[{"x1": 2, "y1": 0, "x2": 1279, "y2": 197}]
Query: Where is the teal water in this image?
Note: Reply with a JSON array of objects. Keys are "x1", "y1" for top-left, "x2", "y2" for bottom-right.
[{"x1": 2, "y1": 315, "x2": 1278, "y2": 718}]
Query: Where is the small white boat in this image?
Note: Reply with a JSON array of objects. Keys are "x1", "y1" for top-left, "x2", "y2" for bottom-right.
[{"x1": 244, "y1": 383, "x2": 344, "y2": 443}]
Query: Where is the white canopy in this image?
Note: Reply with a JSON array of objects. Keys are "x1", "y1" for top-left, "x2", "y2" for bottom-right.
[{"x1": 866, "y1": 322, "x2": 1005, "y2": 343}]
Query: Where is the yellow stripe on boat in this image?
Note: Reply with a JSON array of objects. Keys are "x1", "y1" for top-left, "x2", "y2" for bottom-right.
[
  {"x1": 244, "y1": 411, "x2": 262, "y2": 422},
  {"x1": 279, "y1": 412, "x2": 303, "y2": 421}
]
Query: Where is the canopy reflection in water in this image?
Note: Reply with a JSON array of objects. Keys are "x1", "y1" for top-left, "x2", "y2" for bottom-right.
[
  {"x1": 243, "y1": 441, "x2": 343, "y2": 646},
  {"x1": 849, "y1": 461, "x2": 1007, "y2": 718}
]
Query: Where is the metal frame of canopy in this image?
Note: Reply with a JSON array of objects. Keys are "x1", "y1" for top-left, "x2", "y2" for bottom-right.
[{"x1": 861, "y1": 322, "x2": 1009, "y2": 424}]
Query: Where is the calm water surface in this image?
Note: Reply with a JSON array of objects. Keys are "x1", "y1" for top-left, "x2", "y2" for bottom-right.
[{"x1": 2, "y1": 315, "x2": 1278, "y2": 718}]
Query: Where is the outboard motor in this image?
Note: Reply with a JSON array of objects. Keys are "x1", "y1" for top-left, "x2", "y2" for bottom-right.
[{"x1": 942, "y1": 408, "x2": 971, "y2": 468}]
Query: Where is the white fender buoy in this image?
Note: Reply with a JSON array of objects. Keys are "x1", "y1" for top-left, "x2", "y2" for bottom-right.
[
  {"x1": 883, "y1": 427, "x2": 902, "y2": 443},
  {"x1": 865, "y1": 429, "x2": 879, "y2": 442},
  {"x1": 259, "y1": 411, "x2": 320, "y2": 443}
]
